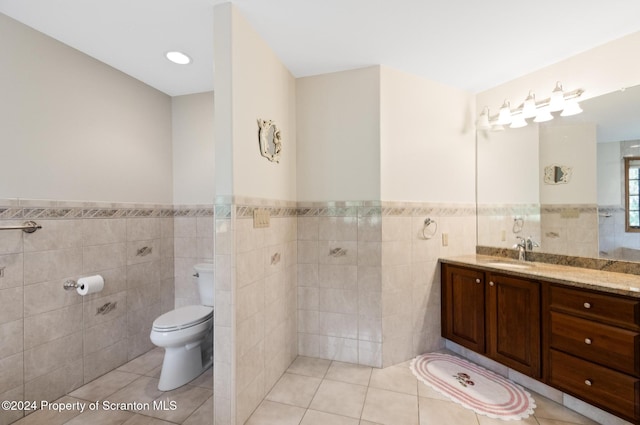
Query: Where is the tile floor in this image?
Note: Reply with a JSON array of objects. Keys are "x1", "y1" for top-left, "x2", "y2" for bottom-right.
[
  {"x1": 12, "y1": 348, "x2": 213, "y2": 425},
  {"x1": 9, "y1": 349, "x2": 606, "y2": 425},
  {"x1": 245, "y1": 356, "x2": 601, "y2": 425}
]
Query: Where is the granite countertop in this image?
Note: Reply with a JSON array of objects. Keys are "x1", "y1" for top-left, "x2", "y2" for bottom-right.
[{"x1": 440, "y1": 254, "x2": 640, "y2": 298}]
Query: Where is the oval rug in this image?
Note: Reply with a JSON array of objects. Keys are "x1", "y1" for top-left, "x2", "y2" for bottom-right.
[{"x1": 410, "y1": 353, "x2": 536, "y2": 420}]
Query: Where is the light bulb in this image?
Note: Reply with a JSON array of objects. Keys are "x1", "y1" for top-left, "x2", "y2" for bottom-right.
[
  {"x1": 522, "y1": 91, "x2": 537, "y2": 119},
  {"x1": 549, "y1": 81, "x2": 565, "y2": 112},
  {"x1": 497, "y1": 100, "x2": 512, "y2": 125},
  {"x1": 510, "y1": 114, "x2": 527, "y2": 128},
  {"x1": 477, "y1": 107, "x2": 491, "y2": 130},
  {"x1": 166, "y1": 51, "x2": 191, "y2": 65},
  {"x1": 560, "y1": 99, "x2": 583, "y2": 116},
  {"x1": 533, "y1": 107, "x2": 554, "y2": 123}
]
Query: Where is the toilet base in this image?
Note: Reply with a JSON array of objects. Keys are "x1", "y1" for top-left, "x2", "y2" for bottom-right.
[{"x1": 157, "y1": 341, "x2": 211, "y2": 391}]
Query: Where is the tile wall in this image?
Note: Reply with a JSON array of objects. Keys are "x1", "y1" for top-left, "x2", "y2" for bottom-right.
[
  {"x1": 296, "y1": 201, "x2": 476, "y2": 369},
  {"x1": 173, "y1": 206, "x2": 215, "y2": 308},
  {"x1": 380, "y1": 202, "x2": 476, "y2": 367},
  {"x1": 540, "y1": 204, "x2": 599, "y2": 258},
  {"x1": 297, "y1": 202, "x2": 381, "y2": 367},
  {"x1": 213, "y1": 197, "x2": 298, "y2": 425},
  {"x1": 598, "y1": 206, "x2": 640, "y2": 260},
  {"x1": 476, "y1": 204, "x2": 541, "y2": 249},
  {"x1": 0, "y1": 200, "x2": 214, "y2": 425},
  {"x1": 477, "y1": 203, "x2": 600, "y2": 258},
  {"x1": 213, "y1": 200, "x2": 233, "y2": 425}
]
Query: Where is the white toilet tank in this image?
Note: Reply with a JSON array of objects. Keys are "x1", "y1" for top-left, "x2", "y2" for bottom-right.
[{"x1": 194, "y1": 263, "x2": 214, "y2": 306}]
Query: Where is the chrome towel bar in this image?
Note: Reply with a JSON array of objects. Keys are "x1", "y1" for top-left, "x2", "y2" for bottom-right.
[{"x1": 0, "y1": 221, "x2": 42, "y2": 233}]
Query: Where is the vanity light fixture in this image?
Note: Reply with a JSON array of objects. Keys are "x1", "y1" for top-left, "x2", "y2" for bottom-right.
[
  {"x1": 533, "y1": 107, "x2": 554, "y2": 123},
  {"x1": 497, "y1": 100, "x2": 512, "y2": 125},
  {"x1": 522, "y1": 91, "x2": 537, "y2": 119},
  {"x1": 165, "y1": 51, "x2": 192, "y2": 65},
  {"x1": 477, "y1": 81, "x2": 584, "y2": 131},
  {"x1": 477, "y1": 106, "x2": 491, "y2": 130},
  {"x1": 548, "y1": 82, "x2": 566, "y2": 112},
  {"x1": 560, "y1": 98, "x2": 583, "y2": 116},
  {"x1": 510, "y1": 114, "x2": 528, "y2": 128}
]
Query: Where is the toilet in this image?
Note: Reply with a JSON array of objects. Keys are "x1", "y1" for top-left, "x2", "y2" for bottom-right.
[{"x1": 150, "y1": 263, "x2": 214, "y2": 391}]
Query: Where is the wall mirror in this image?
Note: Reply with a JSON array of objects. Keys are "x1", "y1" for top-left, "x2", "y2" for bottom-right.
[
  {"x1": 477, "y1": 84, "x2": 640, "y2": 262},
  {"x1": 257, "y1": 119, "x2": 282, "y2": 163}
]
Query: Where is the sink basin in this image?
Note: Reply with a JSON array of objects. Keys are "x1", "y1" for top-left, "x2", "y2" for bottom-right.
[{"x1": 484, "y1": 262, "x2": 533, "y2": 270}]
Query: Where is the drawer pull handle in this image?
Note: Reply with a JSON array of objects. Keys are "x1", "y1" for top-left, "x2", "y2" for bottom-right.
[
  {"x1": 584, "y1": 338, "x2": 592, "y2": 345},
  {"x1": 583, "y1": 302, "x2": 591, "y2": 309},
  {"x1": 585, "y1": 379, "x2": 592, "y2": 386},
  {"x1": 489, "y1": 281, "x2": 495, "y2": 286},
  {"x1": 475, "y1": 279, "x2": 481, "y2": 284}
]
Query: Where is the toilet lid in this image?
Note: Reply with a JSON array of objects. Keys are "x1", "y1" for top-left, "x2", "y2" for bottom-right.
[{"x1": 153, "y1": 305, "x2": 213, "y2": 331}]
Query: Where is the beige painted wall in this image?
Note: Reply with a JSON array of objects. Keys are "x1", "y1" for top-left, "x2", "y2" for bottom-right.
[
  {"x1": 477, "y1": 125, "x2": 540, "y2": 204},
  {"x1": 172, "y1": 92, "x2": 215, "y2": 205},
  {"x1": 0, "y1": 13, "x2": 173, "y2": 204},
  {"x1": 598, "y1": 141, "x2": 622, "y2": 206},
  {"x1": 477, "y1": 31, "x2": 640, "y2": 114},
  {"x1": 296, "y1": 65, "x2": 476, "y2": 203},
  {"x1": 380, "y1": 66, "x2": 476, "y2": 203},
  {"x1": 539, "y1": 123, "x2": 597, "y2": 204},
  {"x1": 296, "y1": 66, "x2": 381, "y2": 202},
  {"x1": 231, "y1": 8, "x2": 297, "y2": 201}
]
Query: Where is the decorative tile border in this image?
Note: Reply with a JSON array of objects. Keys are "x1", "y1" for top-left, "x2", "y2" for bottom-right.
[
  {"x1": 476, "y1": 203, "x2": 540, "y2": 216},
  {"x1": 598, "y1": 206, "x2": 624, "y2": 215},
  {"x1": 236, "y1": 205, "x2": 298, "y2": 218},
  {"x1": 540, "y1": 204, "x2": 598, "y2": 214},
  {"x1": 214, "y1": 204, "x2": 232, "y2": 219},
  {"x1": 477, "y1": 203, "x2": 601, "y2": 216},
  {"x1": 231, "y1": 200, "x2": 476, "y2": 219},
  {"x1": 0, "y1": 200, "x2": 214, "y2": 220}
]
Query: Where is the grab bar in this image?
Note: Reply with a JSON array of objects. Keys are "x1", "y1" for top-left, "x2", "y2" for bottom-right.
[{"x1": 0, "y1": 221, "x2": 42, "y2": 233}]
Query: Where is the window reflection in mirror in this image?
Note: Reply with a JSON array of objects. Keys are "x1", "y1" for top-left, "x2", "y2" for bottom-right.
[{"x1": 625, "y1": 157, "x2": 640, "y2": 231}]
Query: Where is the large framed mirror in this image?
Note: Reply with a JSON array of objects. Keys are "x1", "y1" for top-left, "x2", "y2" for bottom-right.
[{"x1": 477, "y1": 84, "x2": 640, "y2": 262}]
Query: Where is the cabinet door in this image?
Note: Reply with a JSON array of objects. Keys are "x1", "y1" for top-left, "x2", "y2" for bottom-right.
[
  {"x1": 441, "y1": 264, "x2": 486, "y2": 353},
  {"x1": 487, "y1": 273, "x2": 541, "y2": 377}
]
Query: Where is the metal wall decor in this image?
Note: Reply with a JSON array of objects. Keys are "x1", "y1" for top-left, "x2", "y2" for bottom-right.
[{"x1": 257, "y1": 119, "x2": 282, "y2": 163}]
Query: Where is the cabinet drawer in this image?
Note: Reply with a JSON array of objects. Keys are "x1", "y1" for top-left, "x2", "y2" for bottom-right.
[
  {"x1": 548, "y1": 349, "x2": 640, "y2": 422},
  {"x1": 550, "y1": 311, "x2": 640, "y2": 376},
  {"x1": 549, "y1": 285, "x2": 640, "y2": 329}
]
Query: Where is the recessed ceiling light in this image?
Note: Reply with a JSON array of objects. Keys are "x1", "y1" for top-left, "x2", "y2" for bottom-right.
[{"x1": 165, "y1": 51, "x2": 191, "y2": 65}]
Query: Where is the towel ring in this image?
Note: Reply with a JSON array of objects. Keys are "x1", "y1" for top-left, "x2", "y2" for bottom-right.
[{"x1": 422, "y1": 218, "x2": 438, "y2": 240}]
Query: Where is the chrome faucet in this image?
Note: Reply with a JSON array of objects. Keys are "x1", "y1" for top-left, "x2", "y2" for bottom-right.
[
  {"x1": 514, "y1": 237, "x2": 527, "y2": 261},
  {"x1": 514, "y1": 236, "x2": 539, "y2": 261}
]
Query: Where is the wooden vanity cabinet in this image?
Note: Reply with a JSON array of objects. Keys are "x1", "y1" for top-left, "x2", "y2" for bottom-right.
[
  {"x1": 441, "y1": 263, "x2": 541, "y2": 378},
  {"x1": 543, "y1": 283, "x2": 640, "y2": 423},
  {"x1": 442, "y1": 261, "x2": 640, "y2": 423},
  {"x1": 486, "y1": 273, "x2": 541, "y2": 378},
  {"x1": 441, "y1": 264, "x2": 485, "y2": 353}
]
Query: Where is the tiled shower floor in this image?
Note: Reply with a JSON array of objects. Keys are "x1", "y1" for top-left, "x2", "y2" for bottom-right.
[{"x1": 13, "y1": 348, "x2": 213, "y2": 425}]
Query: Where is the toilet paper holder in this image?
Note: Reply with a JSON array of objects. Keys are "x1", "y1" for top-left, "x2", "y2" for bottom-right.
[{"x1": 63, "y1": 280, "x2": 80, "y2": 290}]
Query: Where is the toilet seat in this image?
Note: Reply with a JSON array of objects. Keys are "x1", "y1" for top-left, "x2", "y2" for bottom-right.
[{"x1": 152, "y1": 305, "x2": 213, "y2": 332}]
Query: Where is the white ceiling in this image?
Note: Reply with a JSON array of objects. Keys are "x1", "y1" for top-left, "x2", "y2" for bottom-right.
[{"x1": 1, "y1": 0, "x2": 640, "y2": 97}]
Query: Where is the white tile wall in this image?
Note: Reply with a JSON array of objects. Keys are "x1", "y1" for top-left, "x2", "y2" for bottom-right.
[
  {"x1": 0, "y1": 200, "x2": 177, "y2": 425},
  {"x1": 297, "y1": 209, "x2": 383, "y2": 368},
  {"x1": 380, "y1": 204, "x2": 475, "y2": 367},
  {"x1": 296, "y1": 202, "x2": 475, "y2": 369},
  {"x1": 234, "y1": 212, "x2": 297, "y2": 425}
]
